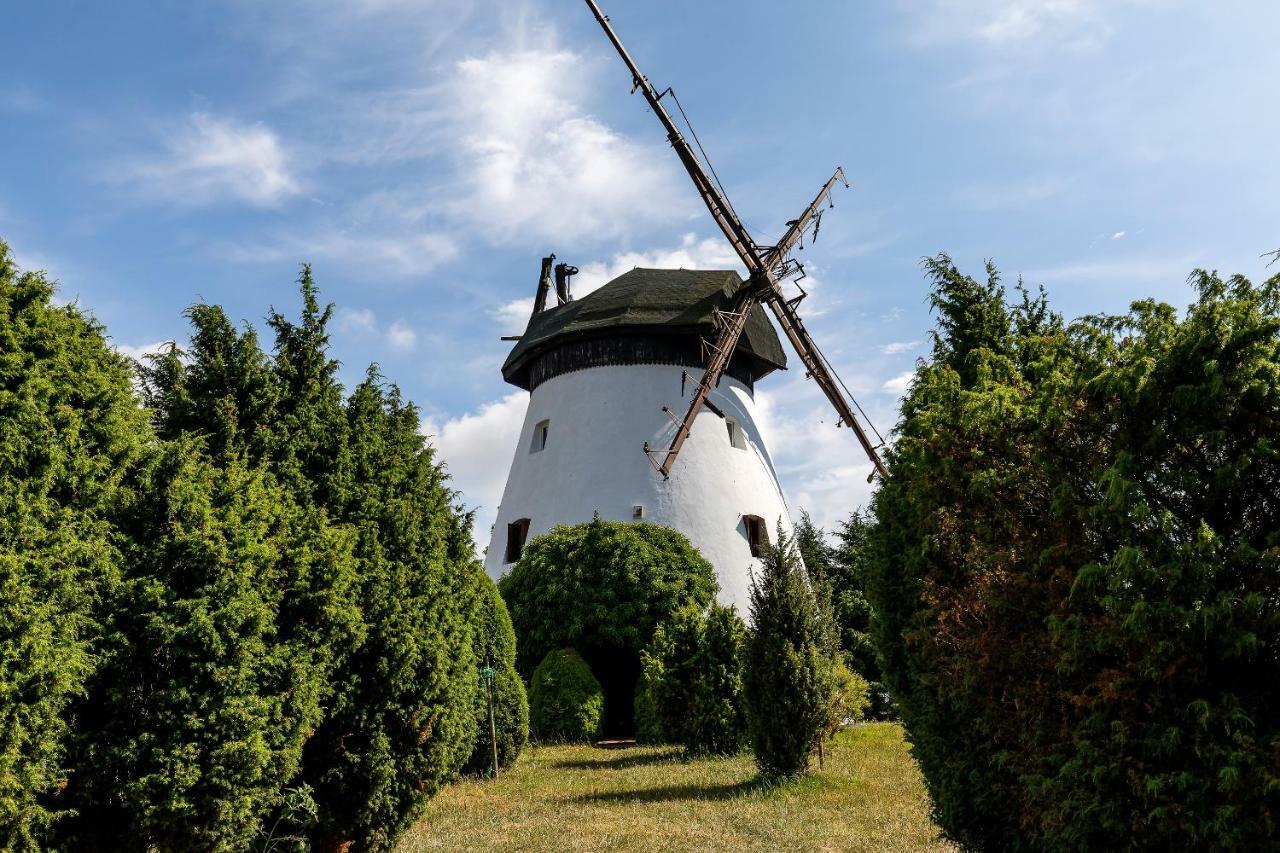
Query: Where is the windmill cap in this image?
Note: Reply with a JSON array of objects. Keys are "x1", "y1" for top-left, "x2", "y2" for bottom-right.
[{"x1": 500, "y1": 267, "x2": 787, "y2": 391}]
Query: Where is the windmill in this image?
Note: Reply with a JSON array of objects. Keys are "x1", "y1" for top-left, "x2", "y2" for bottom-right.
[{"x1": 583, "y1": 0, "x2": 888, "y2": 481}]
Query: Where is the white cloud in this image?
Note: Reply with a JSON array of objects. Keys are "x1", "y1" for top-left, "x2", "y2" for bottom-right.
[
  {"x1": 130, "y1": 112, "x2": 300, "y2": 207},
  {"x1": 883, "y1": 370, "x2": 915, "y2": 394},
  {"x1": 905, "y1": 0, "x2": 1116, "y2": 48},
  {"x1": 421, "y1": 392, "x2": 529, "y2": 550},
  {"x1": 880, "y1": 340, "x2": 922, "y2": 355},
  {"x1": 114, "y1": 339, "x2": 174, "y2": 363},
  {"x1": 1024, "y1": 252, "x2": 1202, "y2": 284},
  {"x1": 493, "y1": 297, "x2": 534, "y2": 335},
  {"x1": 445, "y1": 47, "x2": 685, "y2": 242},
  {"x1": 755, "y1": 377, "x2": 883, "y2": 534},
  {"x1": 336, "y1": 307, "x2": 377, "y2": 334},
  {"x1": 1112, "y1": 230, "x2": 1126, "y2": 239},
  {"x1": 227, "y1": 230, "x2": 458, "y2": 277},
  {"x1": 386, "y1": 319, "x2": 417, "y2": 351}
]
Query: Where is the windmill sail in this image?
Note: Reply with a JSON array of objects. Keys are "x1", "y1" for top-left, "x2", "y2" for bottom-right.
[{"x1": 583, "y1": 0, "x2": 887, "y2": 480}]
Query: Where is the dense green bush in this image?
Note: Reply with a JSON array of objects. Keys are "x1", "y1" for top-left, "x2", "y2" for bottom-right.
[
  {"x1": 824, "y1": 659, "x2": 871, "y2": 741},
  {"x1": 639, "y1": 604, "x2": 749, "y2": 754},
  {"x1": 868, "y1": 256, "x2": 1280, "y2": 850},
  {"x1": 500, "y1": 517, "x2": 716, "y2": 734},
  {"x1": 0, "y1": 246, "x2": 150, "y2": 848},
  {"x1": 499, "y1": 517, "x2": 717, "y2": 674},
  {"x1": 528, "y1": 650, "x2": 603, "y2": 743},
  {"x1": 67, "y1": 442, "x2": 359, "y2": 851},
  {"x1": 744, "y1": 526, "x2": 836, "y2": 778},
  {"x1": 465, "y1": 570, "x2": 529, "y2": 773}
]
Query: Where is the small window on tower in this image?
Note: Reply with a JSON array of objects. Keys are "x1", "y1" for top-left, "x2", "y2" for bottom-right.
[
  {"x1": 725, "y1": 417, "x2": 747, "y2": 450},
  {"x1": 505, "y1": 518, "x2": 531, "y2": 563},
  {"x1": 743, "y1": 514, "x2": 767, "y2": 558},
  {"x1": 530, "y1": 419, "x2": 549, "y2": 453}
]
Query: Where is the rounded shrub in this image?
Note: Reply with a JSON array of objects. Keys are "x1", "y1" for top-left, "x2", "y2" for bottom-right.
[
  {"x1": 500, "y1": 517, "x2": 716, "y2": 735},
  {"x1": 528, "y1": 650, "x2": 603, "y2": 743},
  {"x1": 465, "y1": 570, "x2": 528, "y2": 773},
  {"x1": 499, "y1": 517, "x2": 716, "y2": 674}
]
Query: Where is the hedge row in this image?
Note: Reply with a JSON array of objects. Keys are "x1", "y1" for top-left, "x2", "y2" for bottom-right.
[{"x1": 0, "y1": 246, "x2": 525, "y2": 852}]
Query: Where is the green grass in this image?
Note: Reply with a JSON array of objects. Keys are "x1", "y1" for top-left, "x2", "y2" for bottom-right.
[{"x1": 398, "y1": 723, "x2": 953, "y2": 852}]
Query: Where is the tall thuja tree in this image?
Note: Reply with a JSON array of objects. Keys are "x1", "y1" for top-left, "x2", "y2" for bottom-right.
[
  {"x1": 0, "y1": 245, "x2": 149, "y2": 848},
  {"x1": 868, "y1": 255, "x2": 1279, "y2": 850},
  {"x1": 867, "y1": 254, "x2": 1077, "y2": 849},
  {"x1": 66, "y1": 293, "x2": 361, "y2": 850},
  {"x1": 301, "y1": 368, "x2": 480, "y2": 851},
  {"x1": 265, "y1": 265, "x2": 351, "y2": 504}
]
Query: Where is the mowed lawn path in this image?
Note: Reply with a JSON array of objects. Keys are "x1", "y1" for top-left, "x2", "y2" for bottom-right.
[{"x1": 398, "y1": 723, "x2": 953, "y2": 852}]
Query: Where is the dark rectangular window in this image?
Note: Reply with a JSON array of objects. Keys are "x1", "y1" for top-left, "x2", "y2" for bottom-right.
[
  {"x1": 505, "y1": 518, "x2": 531, "y2": 563},
  {"x1": 743, "y1": 514, "x2": 767, "y2": 558}
]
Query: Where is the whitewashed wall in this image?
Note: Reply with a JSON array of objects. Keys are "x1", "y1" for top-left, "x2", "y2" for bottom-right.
[{"x1": 483, "y1": 362, "x2": 795, "y2": 615}]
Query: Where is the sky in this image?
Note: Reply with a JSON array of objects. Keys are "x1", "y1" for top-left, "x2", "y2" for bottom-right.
[{"x1": 2, "y1": 0, "x2": 1277, "y2": 547}]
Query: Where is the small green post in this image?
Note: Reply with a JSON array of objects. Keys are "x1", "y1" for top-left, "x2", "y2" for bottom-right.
[{"x1": 482, "y1": 657, "x2": 498, "y2": 779}]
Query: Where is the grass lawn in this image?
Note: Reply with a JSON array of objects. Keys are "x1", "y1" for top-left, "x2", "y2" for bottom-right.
[{"x1": 398, "y1": 723, "x2": 953, "y2": 852}]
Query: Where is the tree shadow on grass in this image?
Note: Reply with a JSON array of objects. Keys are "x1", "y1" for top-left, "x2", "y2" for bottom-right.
[
  {"x1": 570, "y1": 777, "x2": 775, "y2": 805},
  {"x1": 550, "y1": 752, "x2": 680, "y2": 772}
]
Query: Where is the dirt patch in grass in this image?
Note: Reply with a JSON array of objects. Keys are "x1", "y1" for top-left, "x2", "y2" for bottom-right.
[{"x1": 398, "y1": 723, "x2": 953, "y2": 852}]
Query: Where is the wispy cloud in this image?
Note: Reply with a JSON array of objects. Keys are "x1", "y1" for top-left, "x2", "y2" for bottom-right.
[
  {"x1": 127, "y1": 112, "x2": 300, "y2": 207},
  {"x1": 333, "y1": 306, "x2": 421, "y2": 352},
  {"x1": 226, "y1": 230, "x2": 458, "y2": 277},
  {"x1": 880, "y1": 340, "x2": 922, "y2": 355},
  {"x1": 904, "y1": 0, "x2": 1120, "y2": 48},
  {"x1": 953, "y1": 176, "x2": 1071, "y2": 211},
  {"x1": 882, "y1": 370, "x2": 915, "y2": 394},
  {"x1": 1024, "y1": 252, "x2": 1202, "y2": 284}
]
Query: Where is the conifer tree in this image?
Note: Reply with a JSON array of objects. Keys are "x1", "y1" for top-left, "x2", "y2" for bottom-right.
[
  {"x1": 743, "y1": 526, "x2": 835, "y2": 778},
  {"x1": 0, "y1": 245, "x2": 150, "y2": 848}
]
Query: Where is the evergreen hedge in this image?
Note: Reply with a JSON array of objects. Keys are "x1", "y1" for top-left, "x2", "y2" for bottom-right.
[
  {"x1": 528, "y1": 650, "x2": 603, "y2": 743},
  {"x1": 868, "y1": 256, "x2": 1280, "y2": 850},
  {"x1": 0, "y1": 249, "x2": 511, "y2": 849}
]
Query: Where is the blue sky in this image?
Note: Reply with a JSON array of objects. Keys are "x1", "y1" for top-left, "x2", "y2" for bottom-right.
[{"x1": 3, "y1": 0, "x2": 1276, "y2": 542}]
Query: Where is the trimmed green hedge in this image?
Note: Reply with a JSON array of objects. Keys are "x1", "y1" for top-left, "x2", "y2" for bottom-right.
[{"x1": 528, "y1": 650, "x2": 603, "y2": 744}]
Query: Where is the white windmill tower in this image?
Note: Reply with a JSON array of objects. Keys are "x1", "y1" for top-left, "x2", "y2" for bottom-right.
[
  {"x1": 484, "y1": 1, "x2": 889, "y2": 609},
  {"x1": 484, "y1": 261, "x2": 795, "y2": 610}
]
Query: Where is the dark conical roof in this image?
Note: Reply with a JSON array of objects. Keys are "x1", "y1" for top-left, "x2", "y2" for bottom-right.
[{"x1": 501, "y1": 268, "x2": 787, "y2": 390}]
